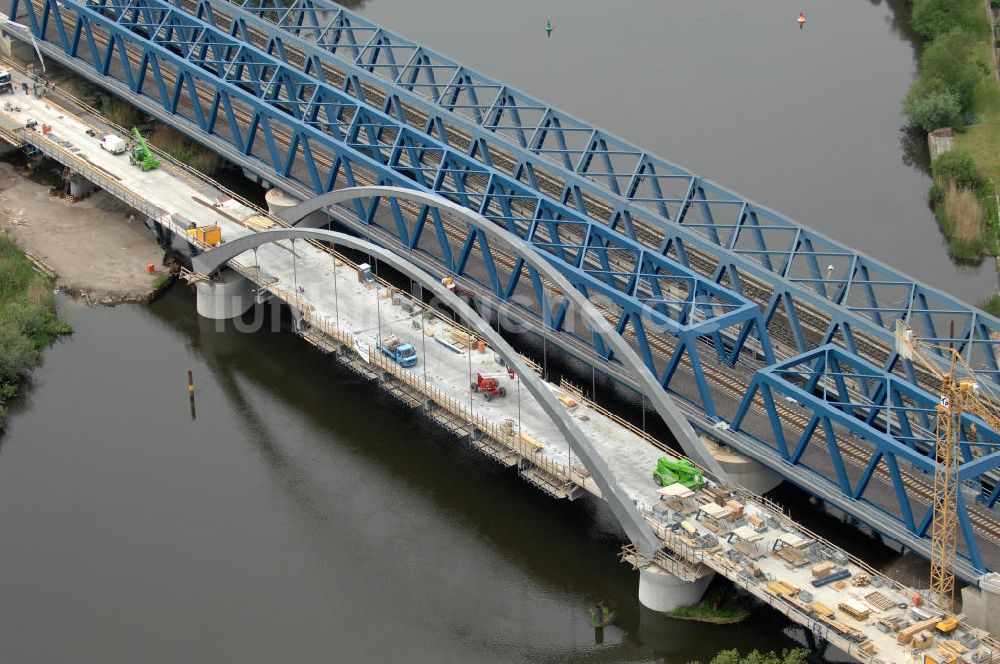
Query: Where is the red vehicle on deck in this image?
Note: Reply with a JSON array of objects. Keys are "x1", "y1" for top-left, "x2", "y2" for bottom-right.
[{"x1": 471, "y1": 373, "x2": 506, "y2": 401}]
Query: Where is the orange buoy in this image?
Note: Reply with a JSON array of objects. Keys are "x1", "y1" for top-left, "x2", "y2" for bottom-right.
[
  {"x1": 145, "y1": 262, "x2": 155, "y2": 273},
  {"x1": 797, "y1": 12, "x2": 806, "y2": 28}
]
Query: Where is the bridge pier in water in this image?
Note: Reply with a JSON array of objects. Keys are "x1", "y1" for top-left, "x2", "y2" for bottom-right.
[
  {"x1": 638, "y1": 567, "x2": 714, "y2": 612},
  {"x1": 195, "y1": 269, "x2": 254, "y2": 320}
]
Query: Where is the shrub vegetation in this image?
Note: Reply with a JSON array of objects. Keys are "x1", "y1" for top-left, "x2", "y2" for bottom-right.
[
  {"x1": 688, "y1": 649, "x2": 810, "y2": 664},
  {"x1": 929, "y1": 150, "x2": 997, "y2": 261},
  {"x1": 148, "y1": 125, "x2": 222, "y2": 174},
  {"x1": 904, "y1": 25, "x2": 985, "y2": 131},
  {"x1": 0, "y1": 235, "x2": 70, "y2": 428}
]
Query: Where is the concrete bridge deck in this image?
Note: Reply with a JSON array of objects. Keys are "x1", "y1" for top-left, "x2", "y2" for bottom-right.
[
  {"x1": 3, "y1": 66, "x2": 1000, "y2": 663},
  {"x1": 7, "y1": 1, "x2": 1000, "y2": 575}
]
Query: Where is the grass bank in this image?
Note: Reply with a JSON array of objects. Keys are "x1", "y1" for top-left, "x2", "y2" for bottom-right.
[
  {"x1": 930, "y1": 151, "x2": 998, "y2": 260},
  {"x1": 666, "y1": 585, "x2": 750, "y2": 623},
  {"x1": 0, "y1": 234, "x2": 71, "y2": 429},
  {"x1": 982, "y1": 293, "x2": 1000, "y2": 315},
  {"x1": 904, "y1": 0, "x2": 1000, "y2": 263}
]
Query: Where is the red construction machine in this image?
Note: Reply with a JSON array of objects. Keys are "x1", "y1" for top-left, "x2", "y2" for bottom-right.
[{"x1": 471, "y1": 373, "x2": 507, "y2": 401}]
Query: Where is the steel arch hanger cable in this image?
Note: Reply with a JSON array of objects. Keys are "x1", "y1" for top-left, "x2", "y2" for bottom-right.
[
  {"x1": 275, "y1": 185, "x2": 729, "y2": 481},
  {"x1": 192, "y1": 227, "x2": 663, "y2": 556}
]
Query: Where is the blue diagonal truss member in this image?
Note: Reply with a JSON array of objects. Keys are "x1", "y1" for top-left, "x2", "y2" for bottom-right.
[
  {"x1": 224, "y1": 0, "x2": 1000, "y2": 394},
  {"x1": 7, "y1": 0, "x2": 771, "y2": 425},
  {"x1": 732, "y1": 344, "x2": 1000, "y2": 577}
]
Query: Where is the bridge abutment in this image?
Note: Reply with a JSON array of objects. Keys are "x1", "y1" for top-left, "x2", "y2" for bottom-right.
[
  {"x1": 0, "y1": 29, "x2": 34, "y2": 61},
  {"x1": 637, "y1": 567, "x2": 714, "y2": 613},
  {"x1": 195, "y1": 268, "x2": 254, "y2": 320}
]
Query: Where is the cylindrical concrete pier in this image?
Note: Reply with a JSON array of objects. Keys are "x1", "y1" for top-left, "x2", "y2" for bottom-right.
[
  {"x1": 637, "y1": 567, "x2": 714, "y2": 613},
  {"x1": 704, "y1": 436, "x2": 783, "y2": 494},
  {"x1": 265, "y1": 188, "x2": 328, "y2": 227},
  {"x1": 195, "y1": 268, "x2": 254, "y2": 320}
]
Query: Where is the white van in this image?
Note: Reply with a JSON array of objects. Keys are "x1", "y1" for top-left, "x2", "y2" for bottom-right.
[{"x1": 99, "y1": 134, "x2": 127, "y2": 155}]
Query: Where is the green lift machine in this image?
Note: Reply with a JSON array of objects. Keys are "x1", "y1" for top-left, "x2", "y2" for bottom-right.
[
  {"x1": 652, "y1": 457, "x2": 706, "y2": 490},
  {"x1": 129, "y1": 127, "x2": 159, "y2": 171}
]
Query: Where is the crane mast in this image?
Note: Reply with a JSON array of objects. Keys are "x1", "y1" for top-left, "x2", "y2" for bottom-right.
[
  {"x1": 930, "y1": 371, "x2": 961, "y2": 612},
  {"x1": 897, "y1": 321, "x2": 1000, "y2": 611}
]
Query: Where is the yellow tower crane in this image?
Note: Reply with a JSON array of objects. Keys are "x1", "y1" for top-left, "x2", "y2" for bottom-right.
[{"x1": 896, "y1": 320, "x2": 1000, "y2": 611}]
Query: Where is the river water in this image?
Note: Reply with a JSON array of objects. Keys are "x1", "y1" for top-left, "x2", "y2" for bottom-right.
[
  {"x1": 0, "y1": 0, "x2": 988, "y2": 662},
  {"x1": 0, "y1": 293, "x2": 806, "y2": 662}
]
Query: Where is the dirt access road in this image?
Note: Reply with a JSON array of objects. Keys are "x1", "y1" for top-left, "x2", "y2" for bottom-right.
[{"x1": 0, "y1": 162, "x2": 165, "y2": 303}]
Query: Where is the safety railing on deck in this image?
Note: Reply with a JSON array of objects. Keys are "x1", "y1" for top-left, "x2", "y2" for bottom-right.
[
  {"x1": 560, "y1": 378, "x2": 675, "y2": 457},
  {"x1": 0, "y1": 124, "x2": 22, "y2": 146},
  {"x1": 293, "y1": 299, "x2": 579, "y2": 489}
]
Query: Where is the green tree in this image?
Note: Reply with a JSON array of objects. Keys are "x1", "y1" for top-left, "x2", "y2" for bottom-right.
[
  {"x1": 690, "y1": 648, "x2": 809, "y2": 664},
  {"x1": 912, "y1": 0, "x2": 961, "y2": 39},
  {"x1": 920, "y1": 28, "x2": 983, "y2": 110},
  {"x1": 903, "y1": 87, "x2": 963, "y2": 131}
]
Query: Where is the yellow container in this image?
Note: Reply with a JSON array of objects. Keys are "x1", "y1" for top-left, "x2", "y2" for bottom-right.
[{"x1": 196, "y1": 225, "x2": 222, "y2": 247}]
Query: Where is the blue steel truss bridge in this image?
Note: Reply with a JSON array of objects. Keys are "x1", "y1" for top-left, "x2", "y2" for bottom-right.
[{"x1": 5, "y1": 0, "x2": 1000, "y2": 586}]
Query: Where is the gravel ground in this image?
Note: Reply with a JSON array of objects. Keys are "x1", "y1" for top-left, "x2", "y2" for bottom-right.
[{"x1": 0, "y1": 161, "x2": 164, "y2": 303}]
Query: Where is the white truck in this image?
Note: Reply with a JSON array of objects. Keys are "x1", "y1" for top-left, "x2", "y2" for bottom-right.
[
  {"x1": 0, "y1": 70, "x2": 11, "y2": 94},
  {"x1": 99, "y1": 134, "x2": 127, "y2": 154}
]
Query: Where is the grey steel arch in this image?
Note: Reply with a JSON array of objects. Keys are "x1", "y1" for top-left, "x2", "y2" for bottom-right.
[
  {"x1": 193, "y1": 228, "x2": 662, "y2": 555},
  {"x1": 275, "y1": 186, "x2": 728, "y2": 481}
]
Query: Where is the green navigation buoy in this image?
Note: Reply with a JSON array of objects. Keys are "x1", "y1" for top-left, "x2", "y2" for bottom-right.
[{"x1": 545, "y1": 20, "x2": 553, "y2": 37}]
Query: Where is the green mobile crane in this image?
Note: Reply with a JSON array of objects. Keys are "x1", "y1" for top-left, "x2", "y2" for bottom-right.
[
  {"x1": 652, "y1": 457, "x2": 705, "y2": 490},
  {"x1": 129, "y1": 127, "x2": 159, "y2": 171}
]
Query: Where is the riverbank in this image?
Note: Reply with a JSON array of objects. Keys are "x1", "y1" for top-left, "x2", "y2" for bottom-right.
[
  {"x1": 904, "y1": 0, "x2": 1000, "y2": 267},
  {"x1": 0, "y1": 161, "x2": 165, "y2": 304},
  {"x1": 0, "y1": 234, "x2": 69, "y2": 428}
]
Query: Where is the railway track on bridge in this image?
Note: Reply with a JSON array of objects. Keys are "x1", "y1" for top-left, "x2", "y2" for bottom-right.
[
  {"x1": 206, "y1": 0, "x2": 944, "y2": 392},
  {"x1": 33, "y1": 0, "x2": 1000, "y2": 560}
]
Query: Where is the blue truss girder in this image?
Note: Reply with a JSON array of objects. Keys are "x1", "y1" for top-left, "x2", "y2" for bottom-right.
[
  {"x1": 732, "y1": 344, "x2": 1000, "y2": 571},
  {"x1": 10, "y1": 0, "x2": 771, "y2": 422},
  {"x1": 173, "y1": 0, "x2": 782, "y2": 365},
  {"x1": 232, "y1": 0, "x2": 1000, "y2": 388},
  {"x1": 12, "y1": 0, "x2": 1000, "y2": 576}
]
